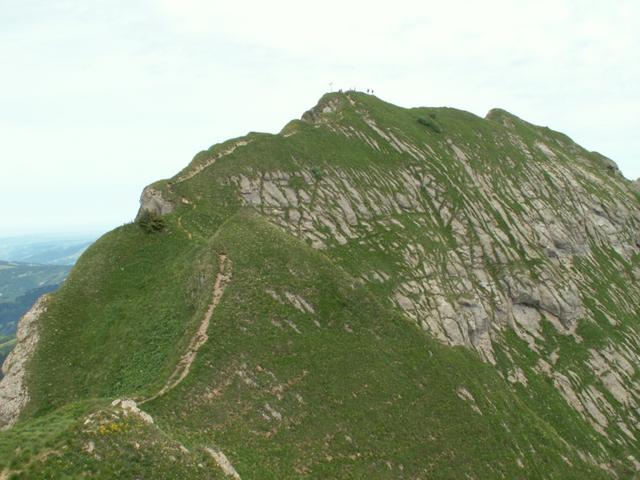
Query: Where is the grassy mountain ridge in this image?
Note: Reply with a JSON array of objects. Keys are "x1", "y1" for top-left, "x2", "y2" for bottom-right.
[
  {"x1": 0, "y1": 211, "x2": 611, "y2": 478},
  {"x1": 1, "y1": 92, "x2": 639, "y2": 478}
]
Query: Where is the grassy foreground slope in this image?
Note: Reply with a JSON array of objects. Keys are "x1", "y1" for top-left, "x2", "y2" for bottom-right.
[
  {"x1": 1, "y1": 92, "x2": 639, "y2": 478},
  {"x1": 24, "y1": 221, "x2": 219, "y2": 416},
  {"x1": 1, "y1": 211, "x2": 609, "y2": 479}
]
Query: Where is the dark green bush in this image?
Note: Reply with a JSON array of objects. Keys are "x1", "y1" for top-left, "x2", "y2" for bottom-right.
[
  {"x1": 310, "y1": 165, "x2": 324, "y2": 181},
  {"x1": 417, "y1": 115, "x2": 443, "y2": 133},
  {"x1": 137, "y1": 210, "x2": 166, "y2": 234}
]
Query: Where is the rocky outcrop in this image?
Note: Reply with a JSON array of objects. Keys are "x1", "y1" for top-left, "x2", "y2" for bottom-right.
[
  {"x1": 634, "y1": 178, "x2": 640, "y2": 192},
  {"x1": 227, "y1": 153, "x2": 635, "y2": 361},
  {"x1": 217, "y1": 93, "x2": 640, "y2": 451},
  {"x1": 110, "y1": 398, "x2": 154, "y2": 424},
  {"x1": 135, "y1": 186, "x2": 174, "y2": 221},
  {"x1": 0, "y1": 295, "x2": 47, "y2": 429},
  {"x1": 205, "y1": 447, "x2": 242, "y2": 479},
  {"x1": 2, "y1": 92, "x2": 637, "y2": 475},
  {"x1": 301, "y1": 95, "x2": 348, "y2": 124},
  {"x1": 593, "y1": 153, "x2": 621, "y2": 174}
]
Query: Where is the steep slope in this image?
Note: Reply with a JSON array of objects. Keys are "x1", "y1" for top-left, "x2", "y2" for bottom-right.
[
  {"x1": 0, "y1": 212, "x2": 612, "y2": 479},
  {"x1": 1, "y1": 92, "x2": 639, "y2": 478}
]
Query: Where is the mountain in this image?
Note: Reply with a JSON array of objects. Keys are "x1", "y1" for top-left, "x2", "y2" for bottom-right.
[{"x1": 1, "y1": 92, "x2": 639, "y2": 479}]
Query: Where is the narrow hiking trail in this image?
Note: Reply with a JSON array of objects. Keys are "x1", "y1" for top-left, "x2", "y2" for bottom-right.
[
  {"x1": 142, "y1": 253, "x2": 231, "y2": 404},
  {"x1": 136, "y1": 253, "x2": 241, "y2": 478},
  {"x1": 177, "y1": 216, "x2": 192, "y2": 240}
]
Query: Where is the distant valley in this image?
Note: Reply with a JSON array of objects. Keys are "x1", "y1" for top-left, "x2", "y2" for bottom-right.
[
  {"x1": 0, "y1": 235, "x2": 94, "y2": 266},
  {"x1": 0, "y1": 235, "x2": 95, "y2": 369}
]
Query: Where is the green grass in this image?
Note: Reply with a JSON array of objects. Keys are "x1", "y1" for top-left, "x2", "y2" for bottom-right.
[
  {"x1": 2, "y1": 211, "x2": 609, "y2": 478},
  {"x1": 0, "y1": 400, "x2": 220, "y2": 479},
  {"x1": 1, "y1": 92, "x2": 639, "y2": 477},
  {"x1": 23, "y1": 222, "x2": 220, "y2": 417},
  {"x1": 140, "y1": 210, "x2": 608, "y2": 479}
]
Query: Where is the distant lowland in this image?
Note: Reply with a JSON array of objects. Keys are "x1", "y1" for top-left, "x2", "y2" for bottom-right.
[{"x1": 0, "y1": 235, "x2": 95, "y2": 368}]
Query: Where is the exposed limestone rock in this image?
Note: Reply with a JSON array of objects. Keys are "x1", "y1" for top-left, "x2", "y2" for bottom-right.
[
  {"x1": 535, "y1": 141, "x2": 557, "y2": 159},
  {"x1": 205, "y1": 447, "x2": 241, "y2": 479},
  {"x1": 502, "y1": 276, "x2": 584, "y2": 332},
  {"x1": 111, "y1": 398, "x2": 154, "y2": 424},
  {"x1": 266, "y1": 289, "x2": 315, "y2": 314},
  {"x1": 0, "y1": 296, "x2": 48, "y2": 429},
  {"x1": 507, "y1": 367, "x2": 528, "y2": 386},
  {"x1": 456, "y1": 386, "x2": 483, "y2": 415},
  {"x1": 587, "y1": 348, "x2": 638, "y2": 408},
  {"x1": 512, "y1": 304, "x2": 543, "y2": 347},
  {"x1": 135, "y1": 186, "x2": 174, "y2": 220},
  {"x1": 592, "y1": 152, "x2": 620, "y2": 175},
  {"x1": 581, "y1": 385, "x2": 612, "y2": 433},
  {"x1": 225, "y1": 151, "x2": 638, "y2": 375},
  {"x1": 301, "y1": 95, "x2": 346, "y2": 124},
  {"x1": 216, "y1": 95, "x2": 640, "y2": 456}
]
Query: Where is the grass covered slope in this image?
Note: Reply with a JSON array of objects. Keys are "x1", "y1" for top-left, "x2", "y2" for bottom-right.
[
  {"x1": 1, "y1": 92, "x2": 639, "y2": 478},
  {"x1": 23, "y1": 221, "x2": 220, "y2": 417},
  {"x1": 142, "y1": 211, "x2": 611, "y2": 479},
  {"x1": 1, "y1": 211, "x2": 610, "y2": 478}
]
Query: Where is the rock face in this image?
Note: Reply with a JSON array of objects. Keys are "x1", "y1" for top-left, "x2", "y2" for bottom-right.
[
  {"x1": 0, "y1": 295, "x2": 47, "y2": 429},
  {"x1": 135, "y1": 186, "x2": 174, "y2": 221},
  {"x1": 226, "y1": 104, "x2": 639, "y2": 362},
  {"x1": 592, "y1": 152, "x2": 621, "y2": 175},
  {"x1": 111, "y1": 398, "x2": 154, "y2": 424},
  {"x1": 4, "y1": 92, "x2": 640, "y2": 476},
  {"x1": 217, "y1": 94, "x2": 640, "y2": 449}
]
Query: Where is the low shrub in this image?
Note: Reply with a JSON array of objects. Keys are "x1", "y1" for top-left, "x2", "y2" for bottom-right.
[
  {"x1": 417, "y1": 114, "x2": 443, "y2": 133},
  {"x1": 137, "y1": 210, "x2": 166, "y2": 234}
]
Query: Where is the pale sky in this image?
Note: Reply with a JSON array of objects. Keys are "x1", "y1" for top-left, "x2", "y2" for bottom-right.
[{"x1": 1, "y1": 0, "x2": 638, "y2": 235}]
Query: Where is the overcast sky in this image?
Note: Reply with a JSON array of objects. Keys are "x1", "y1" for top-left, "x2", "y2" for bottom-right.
[{"x1": 1, "y1": 0, "x2": 638, "y2": 235}]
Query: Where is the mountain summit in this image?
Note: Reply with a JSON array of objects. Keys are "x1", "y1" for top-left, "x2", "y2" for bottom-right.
[{"x1": 1, "y1": 92, "x2": 639, "y2": 478}]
